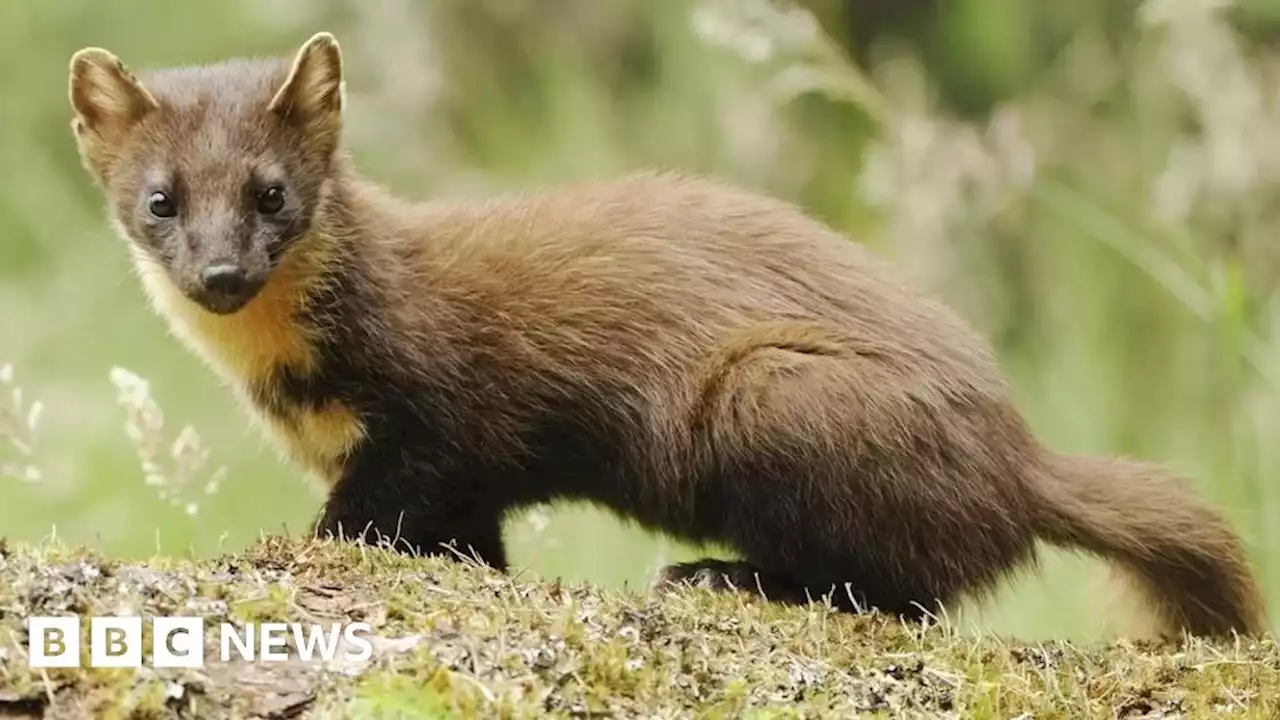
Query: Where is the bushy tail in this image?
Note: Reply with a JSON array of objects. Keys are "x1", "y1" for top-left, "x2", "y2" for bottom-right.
[{"x1": 1031, "y1": 452, "x2": 1268, "y2": 639}]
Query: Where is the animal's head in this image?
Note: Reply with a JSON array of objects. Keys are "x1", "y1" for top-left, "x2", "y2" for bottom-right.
[{"x1": 68, "y1": 33, "x2": 345, "y2": 315}]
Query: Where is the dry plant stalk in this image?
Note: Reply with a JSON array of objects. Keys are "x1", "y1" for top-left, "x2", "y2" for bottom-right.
[
  {"x1": 0, "y1": 363, "x2": 43, "y2": 483},
  {"x1": 108, "y1": 366, "x2": 226, "y2": 517}
]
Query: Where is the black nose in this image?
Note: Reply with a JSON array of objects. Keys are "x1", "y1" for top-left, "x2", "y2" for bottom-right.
[{"x1": 200, "y1": 264, "x2": 248, "y2": 296}]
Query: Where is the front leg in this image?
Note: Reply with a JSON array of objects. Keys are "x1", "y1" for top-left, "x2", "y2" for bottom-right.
[{"x1": 312, "y1": 463, "x2": 508, "y2": 571}]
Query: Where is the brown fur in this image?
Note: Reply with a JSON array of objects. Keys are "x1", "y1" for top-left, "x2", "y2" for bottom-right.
[{"x1": 67, "y1": 33, "x2": 1268, "y2": 639}]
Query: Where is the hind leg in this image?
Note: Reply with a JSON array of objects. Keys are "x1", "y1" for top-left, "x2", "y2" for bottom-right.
[
  {"x1": 685, "y1": 322, "x2": 1040, "y2": 620},
  {"x1": 651, "y1": 558, "x2": 886, "y2": 614}
]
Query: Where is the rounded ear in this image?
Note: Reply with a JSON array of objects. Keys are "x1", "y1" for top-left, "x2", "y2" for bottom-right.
[
  {"x1": 269, "y1": 32, "x2": 344, "y2": 153},
  {"x1": 69, "y1": 47, "x2": 158, "y2": 133},
  {"x1": 68, "y1": 47, "x2": 158, "y2": 181}
]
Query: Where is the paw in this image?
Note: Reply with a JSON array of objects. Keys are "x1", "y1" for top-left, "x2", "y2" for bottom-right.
[
  {"x1": 649, "y1": 559, "x2": 872, "y2": 612},
  {"x1": 649, "y1": 559, "x2": 761, "y2": 595}
]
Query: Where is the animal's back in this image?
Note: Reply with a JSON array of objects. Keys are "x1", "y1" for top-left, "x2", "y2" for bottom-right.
[{"x1": 400, "y1": 170, "x2": 1006, "y2": 398}]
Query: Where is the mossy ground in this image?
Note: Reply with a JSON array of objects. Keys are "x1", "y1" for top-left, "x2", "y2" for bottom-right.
[{"x1": 0, "y1": 536, "x2": 1277, "y2": 719}]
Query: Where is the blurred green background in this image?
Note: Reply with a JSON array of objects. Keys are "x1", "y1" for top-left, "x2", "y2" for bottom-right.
[{"x1": 5, "y1": 0, "x2": 1280, "y2": 641}]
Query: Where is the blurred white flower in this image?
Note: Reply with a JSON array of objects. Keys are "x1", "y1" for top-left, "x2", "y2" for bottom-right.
[
  {"x1": 109, "y1": 365, "x2": 227, "y2": 517},
  {"x1": 0, "y1": 362, "x2": 43, "y2": 484}
]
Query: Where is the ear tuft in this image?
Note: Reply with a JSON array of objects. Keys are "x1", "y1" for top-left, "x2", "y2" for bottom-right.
[
  {"x1": 269, "y1": 32, "x2": 344, "y2": 132},
  {"x1": 68, "y1": 47, "x2": 158, "y2": 131}
]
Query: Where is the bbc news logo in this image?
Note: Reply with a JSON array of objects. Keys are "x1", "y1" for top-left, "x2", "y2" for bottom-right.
[{"x1": 26, "y1": 616, "x2": 374, "y2": 668}]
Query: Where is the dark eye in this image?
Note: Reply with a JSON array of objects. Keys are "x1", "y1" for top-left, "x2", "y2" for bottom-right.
[
  {"x1": 148, "y1": 191, "x2": 176, "y2": 218},
  {"x1": 256, "y1": 186, "x2": 285, "y2": 215}
]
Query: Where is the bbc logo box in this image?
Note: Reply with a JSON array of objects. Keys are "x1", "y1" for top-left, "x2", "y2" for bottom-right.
[
  {"x1": 26, "y1": 615, "x2": 374, "y2": 668},
  {"x1": 27, "y1": 616, "x2": 206, "y2": 669}
]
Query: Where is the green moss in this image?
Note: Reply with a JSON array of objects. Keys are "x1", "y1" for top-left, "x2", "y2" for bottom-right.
[
  {"x1": 346, "y1": 672, "x2": 464, "y2": 719},
  {"x1": 228, "y1": 583, "x2": 296, "y2": 625},
  {"x1": 1, "y1": 536, "x2": 1278, "y2": 718}
]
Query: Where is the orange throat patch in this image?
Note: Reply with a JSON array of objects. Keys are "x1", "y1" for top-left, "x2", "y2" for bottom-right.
[{"x1": 128, "y1": 241, "x2": 365, "y2": 486}]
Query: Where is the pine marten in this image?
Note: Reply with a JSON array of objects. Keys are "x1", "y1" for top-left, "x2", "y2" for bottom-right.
[{"x1": 66, "y1": 32, "x2": 1268, "y2": 638}]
